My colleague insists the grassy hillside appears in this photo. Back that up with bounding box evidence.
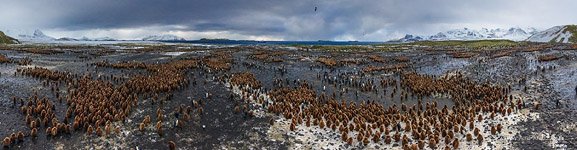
[545,25,577,43]
[566,25,577,43]
[0,31,19,44]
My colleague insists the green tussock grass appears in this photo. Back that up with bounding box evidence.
[0,31,19,44]
[565,25,577,43]
[547,25,577,43]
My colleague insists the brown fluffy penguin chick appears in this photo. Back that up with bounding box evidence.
[50,127,58,136]
[477,134,484,145]
[105,124,111,135]
[87,125,94,135]
[474,128,480,136]
[3,137,10,147]
[418,140,425,149]
[156,121,163,136]
[139,122,146,132]
[115,126,121,135]
[428,138,437,149]
[491,126,497,135]
[9,134,16,144]
[31,128,38,138]
[385,135,391,144]
[410,143,418,150]
[347,137,353,145]
[402,134,409,145]
[363,137,369,145]
[453,138,459,149]
[168,141,176,150]
[46,128,51,136]
[96,127,103,137]
[394,132,401,142]
[17,131,24,142]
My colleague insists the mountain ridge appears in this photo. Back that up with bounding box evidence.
[391,27,538,43]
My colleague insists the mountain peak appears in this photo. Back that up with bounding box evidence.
[33,29,46,37]
[17,29,56,42]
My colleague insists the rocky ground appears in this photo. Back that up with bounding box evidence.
[0,44,575,149]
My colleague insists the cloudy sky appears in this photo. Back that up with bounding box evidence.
[1,0,576,41]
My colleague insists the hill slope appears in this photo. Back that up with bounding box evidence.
[0,31,19,44]
[526,25,577,43]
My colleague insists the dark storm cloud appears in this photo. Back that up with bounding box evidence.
[1,0,577,40]
[51,0,308,31]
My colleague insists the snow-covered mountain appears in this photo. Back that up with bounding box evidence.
[56,36,117,41]
[56,37,79,41]
[142,34,186,41]
[17,29,56,42]
[395,34,424,43]
[526,25,577,43]
[392,27,538,42]
[502,28,538,40]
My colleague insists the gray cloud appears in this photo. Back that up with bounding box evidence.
[1,0,577,40]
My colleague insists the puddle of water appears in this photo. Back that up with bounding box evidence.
[163,52,188,56]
